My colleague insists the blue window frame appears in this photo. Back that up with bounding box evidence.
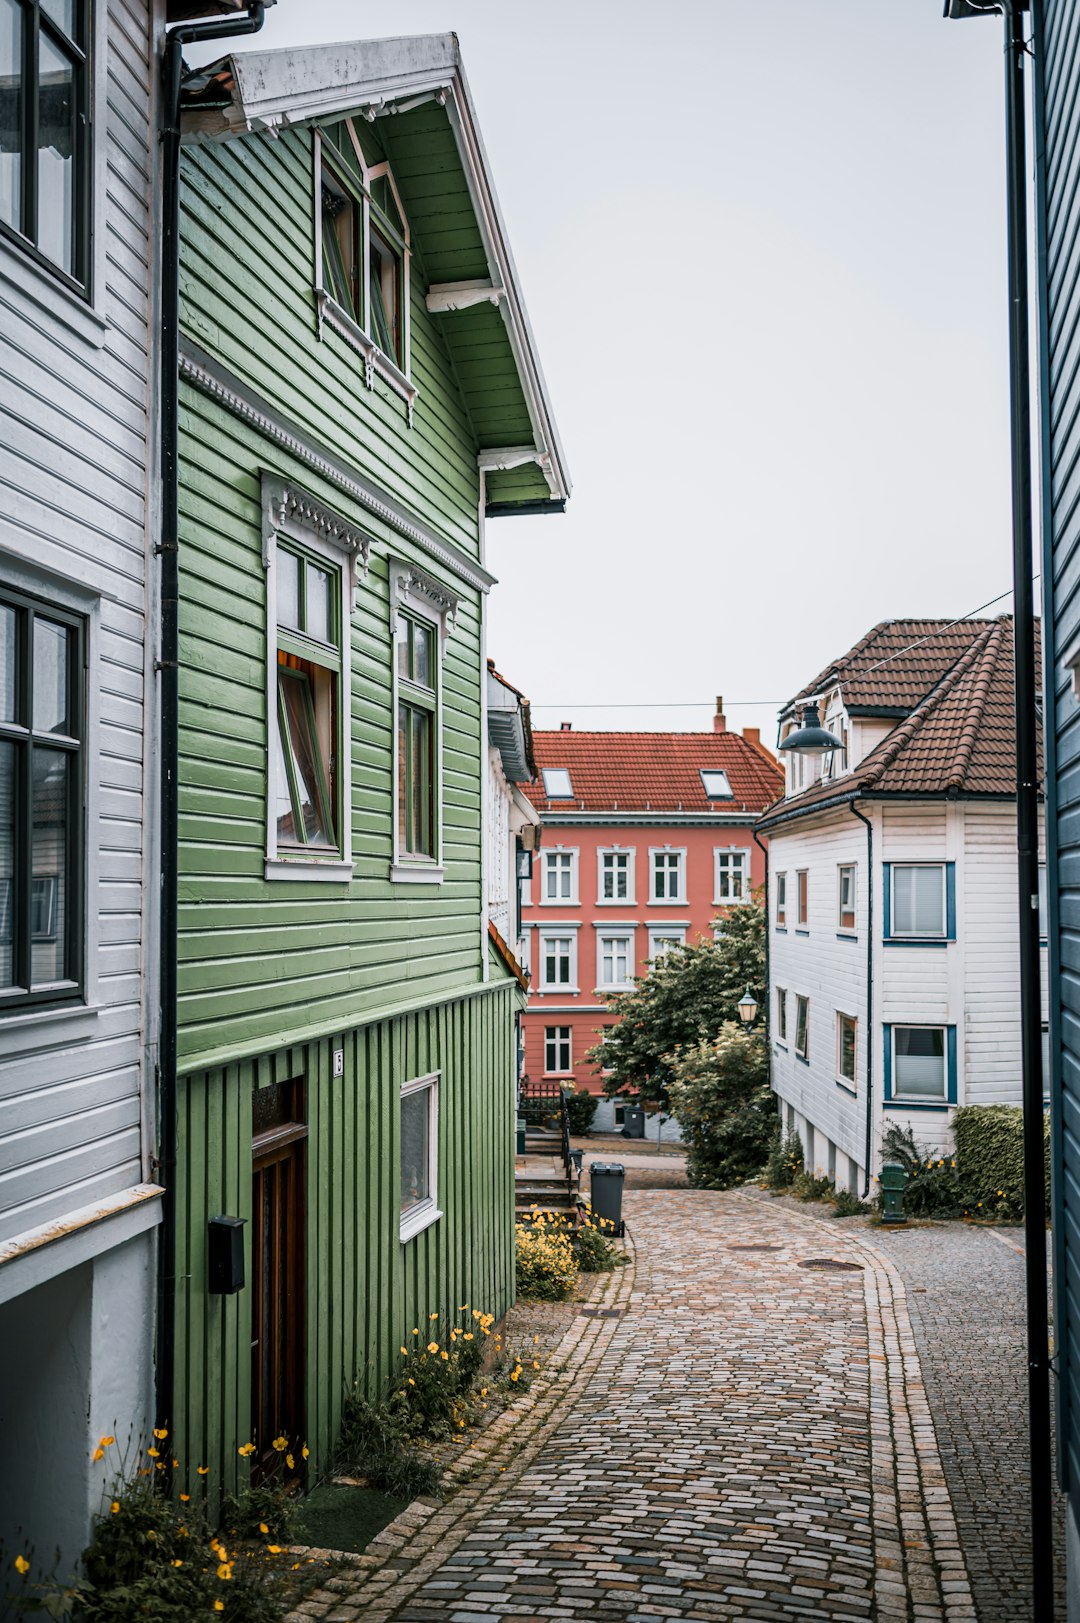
[883,1023,957,1109]
[883,862,956,945]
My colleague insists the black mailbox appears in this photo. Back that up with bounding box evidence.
[208,1215,246,1294]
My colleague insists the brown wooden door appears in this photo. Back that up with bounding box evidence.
[251,1090,306,1478]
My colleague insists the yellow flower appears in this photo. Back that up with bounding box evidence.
[480,1387,487,1397]
[92,1447,105,1463]
[533,1360,540,1369]
[217,1561,233,1580]
[153,1427,168,1440]
[463,1332,473,1341]
[99,1434,115,1448]
[111,1501,120,1515]
[15,1555,29,1575]
[237,1442,256,1457]
[286,1454,295,1470]
[458,1304,469,1311]
[407,1377,415,1386]
[510,1371,520,1382]
[427,1341,439,1354]
[147,1447,160,1459]
[172,1559,184,1568]
[215,1603,224,1613]
[412,1328,419,1336]
[268,1544,283,1554]
[197,1465,210,1476]
[440,1351,449,1361]
[259,1522,269,1535]
[272,1436,288,1452]
[301,1444,310,1460]
[400,1346,409,1355]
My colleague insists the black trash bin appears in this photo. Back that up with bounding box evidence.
[589,1162,625,1236]
[621,1106,646,1139]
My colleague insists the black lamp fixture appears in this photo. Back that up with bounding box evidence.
[737,986,759,1029]
[778,703,844,757]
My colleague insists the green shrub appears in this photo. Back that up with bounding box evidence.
[515,1213,579,1300]
[572,1210,628,1273]
[564,1091,599,1134]
[334,1390,441,1500]
[879,1123,962,1217]
[953,1103,1051,1221]
[790,1171,834,1203]
[667,1024,776,1190]
[764,1127,804,1190]
[831,1188,869,1218]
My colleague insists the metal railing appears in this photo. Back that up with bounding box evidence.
[518,1078,579,1202]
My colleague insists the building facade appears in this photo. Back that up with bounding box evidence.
[519,710,781,1131]
[168,35,568,1497]
[758,618,1041,1195]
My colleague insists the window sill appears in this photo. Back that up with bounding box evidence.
[836,932,859,942]
[884,938,950,948]
[835,1078,857,1096]
[538,898,580,907]
[713,897,748,909]
[316,288,417,418]
[884,1098,950,1111]
[400,1201,443,1244]
[775,925,788,933]
[795,1052,810,1065]
[596,984,634,995]
[265,858,354,883]
[646,899,688,908]
[795,928,810,936]
[595,898,636,907]
[538,986,580,996]
[391,863,445,885]
[774,1041,788,1051]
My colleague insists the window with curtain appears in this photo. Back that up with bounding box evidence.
[892,1026,946,1100]
[275,543,340,854]
[891,865,945,937]
[395,611,436,860]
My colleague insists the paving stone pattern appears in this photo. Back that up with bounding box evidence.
[294,1192,977,1622]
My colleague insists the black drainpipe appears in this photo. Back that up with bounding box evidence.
[849,801,873,1198]
[752,827,769,1033]
[156,0,266,1439]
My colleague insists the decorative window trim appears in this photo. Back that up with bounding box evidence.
[796,869,809,929]
[838,863,857,933]
[540,846,579,906]
[647,924,686,961]
[399,1071,441,1243]
[794,994,810,1061]
[537,928,579,993]
[648,846,687,906]
[775,870,787,928]
[390,560,459,883]
[713,846,749,906]
[543,1024,573,1076]
[883,862,956,943]
[883,1023,957,1109]
[596,845,635,905]
[595,928,636,992]
[262,475,367,881]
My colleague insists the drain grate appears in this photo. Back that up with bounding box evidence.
[581,1307,624,1318]
[799,1257,862,1272]
[728,1243,782,1252]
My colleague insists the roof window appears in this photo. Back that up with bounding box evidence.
[541,767,574,799]
[700,769,733,799]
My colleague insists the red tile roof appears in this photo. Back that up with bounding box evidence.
[522,730,783,816]
[790,618,1000,716]
[760,616,1036,827]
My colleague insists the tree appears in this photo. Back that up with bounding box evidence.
[586,901,766,1108]
[668,1023,775,1189]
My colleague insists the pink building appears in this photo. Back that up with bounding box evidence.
[519,705,782,1130]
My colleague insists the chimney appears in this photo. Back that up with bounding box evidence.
[743,726,761,748]
[560,721,572,732]
[713,696,726,733]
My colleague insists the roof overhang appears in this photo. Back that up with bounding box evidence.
[179,34,569,510]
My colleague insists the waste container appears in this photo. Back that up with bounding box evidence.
[516,1118,527,1156]
[589,1162,625,1236]
[621,1106,646,1139]
[881,1161,907,1225]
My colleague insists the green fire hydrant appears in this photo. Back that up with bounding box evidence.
[881,1161,907,1225]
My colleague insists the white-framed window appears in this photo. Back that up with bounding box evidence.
[650,847,686,904]
[597,930,635,991]
[314,121,415,410]
[519,863,532,907]
[775,871,787,927]
[794,994,809,1060]
[648,925,686,961]
[263,478,368,882]
[714,848,748,904]
[540,766,573,799]
[598,847,635,904]
[544,1025,572,1074]
[820,706,849,781]
[390,561,458,884]
[776,987,788,1043]
[542,847,578,904]
[889,1025,949,1103]
[837,1012,857,1087]
[796,869,808,927]
[838,864,856,932]
[539,931,577,991]
[400,1072,440,1242]
[889,864,947,938]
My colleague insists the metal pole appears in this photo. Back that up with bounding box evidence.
[1003,6,1055,1615]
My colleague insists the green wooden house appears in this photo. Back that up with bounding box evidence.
[169,33,568,1492]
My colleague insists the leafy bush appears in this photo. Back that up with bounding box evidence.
[953,1103,1051,1221]
[790,1171,834,1203]
[764,1127,804,1190]
[666,1023,776,1190]
[879,1123,962,1217]
[334,1390,441,1500]
[831,1188,869,1218]
[563,1091,599,1134]
[515,1212,579,1300]
[518,1096,557,1128]
[572,1210,627,1273]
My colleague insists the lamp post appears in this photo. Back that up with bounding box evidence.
[737,987,759,1029]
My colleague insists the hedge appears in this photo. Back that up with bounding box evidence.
[952,1104,1050,1221]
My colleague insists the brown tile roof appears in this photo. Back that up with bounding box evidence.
[790,617,1000,716]
[759,616,1036,828]
[522,730,783,816]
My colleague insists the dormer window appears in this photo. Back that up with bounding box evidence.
[700,769,733,800]
[541,767,573,799]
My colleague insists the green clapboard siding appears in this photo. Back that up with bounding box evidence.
[172,985,518,1500]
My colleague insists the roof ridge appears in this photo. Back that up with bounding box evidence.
[943,621,1008,792]
[860,622,999,789]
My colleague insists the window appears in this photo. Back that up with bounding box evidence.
[598,848,633,903]
[540,933,576,990]
[837,1012,857,1087]
[275,542,341,855]
[320,162,360,322]
[889,1026,950,1103]
[700,769,733,799]
[597,931,634,990]
[796,870,808,927]
[543,848,578,903]
[776,987,787,1043]
[1,0,92,291]
[775,871,787,927]
[541,767,573,799]
[651,848,685,903]
[714,848,748,904]
[888,864,950,939]
[400,1073,440,1241]
[838,864,856,932]
[648,925,685,961]
[0,587,84,1006]
[544,1026,572,1074]
[794,995,809,1060]
[396,611,437,861]
[1039,862,1048,941]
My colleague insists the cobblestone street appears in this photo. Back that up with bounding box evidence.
[293,1191,978,1622]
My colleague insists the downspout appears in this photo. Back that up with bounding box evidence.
[752,827,769,1032]
[849,801,873,1198]
[156,0,266,1438]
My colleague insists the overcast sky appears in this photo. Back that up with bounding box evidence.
[214,1,1012,742]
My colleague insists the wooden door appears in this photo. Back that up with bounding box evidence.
[251,1079,306,1477]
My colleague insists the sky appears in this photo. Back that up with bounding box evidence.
[202,1,1013,743]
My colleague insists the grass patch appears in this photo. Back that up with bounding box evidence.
[291,1482,409,1556]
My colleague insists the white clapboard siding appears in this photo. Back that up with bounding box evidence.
[0,0,157,1246]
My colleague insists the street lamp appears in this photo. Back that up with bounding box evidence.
[777,702,844,757]
[737,986,759,1029]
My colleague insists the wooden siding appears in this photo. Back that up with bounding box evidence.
[1036,0,1080,1499]
[172,984,517,1497]
[0,0,158,1245]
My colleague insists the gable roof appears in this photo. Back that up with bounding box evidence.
[521,731,783,817]
[759,616,1034,829]
[179,33,569,514]
[787,617,1000,718]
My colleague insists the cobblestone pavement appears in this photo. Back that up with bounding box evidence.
[870,1221,1065,1623]
[292,1192,975,1623]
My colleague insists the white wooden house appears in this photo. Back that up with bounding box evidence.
[485,661,539,982]
[757,617,1041,1195]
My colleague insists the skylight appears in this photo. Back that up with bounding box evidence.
[541,767,574,799]
[700,769,733,800]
